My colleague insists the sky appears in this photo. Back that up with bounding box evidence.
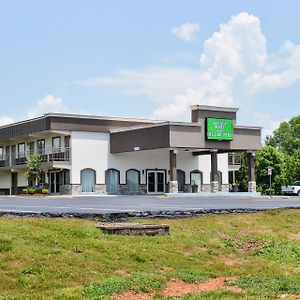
[0,0,300,139]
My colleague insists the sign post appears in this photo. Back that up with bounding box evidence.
[267,167,273,197]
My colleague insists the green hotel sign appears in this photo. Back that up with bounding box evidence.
[206,118,233,141]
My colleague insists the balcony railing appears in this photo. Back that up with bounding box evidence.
[228,153,241,166]
[0,147,71,167]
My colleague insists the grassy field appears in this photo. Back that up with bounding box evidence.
[0,209,300,299]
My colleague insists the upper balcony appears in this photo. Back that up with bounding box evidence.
[0,147,71,169]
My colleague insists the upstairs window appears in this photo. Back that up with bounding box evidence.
[52,137,61,153]
[18,143,25,158]
[37,139,45,154]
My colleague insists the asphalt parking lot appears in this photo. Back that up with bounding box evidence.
[0,195,299,214]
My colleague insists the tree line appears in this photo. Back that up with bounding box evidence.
[236,115,300,194]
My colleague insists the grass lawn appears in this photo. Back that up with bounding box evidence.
[0,209,300,299]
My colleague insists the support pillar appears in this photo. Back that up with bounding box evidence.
[210,150,219,193]
[169,149,178,193]
[247,151,256,192]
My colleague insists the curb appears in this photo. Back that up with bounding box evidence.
[0,207,299,220]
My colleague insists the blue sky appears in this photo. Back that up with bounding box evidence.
[1,0,300,138]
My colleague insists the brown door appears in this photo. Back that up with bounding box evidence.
[11,172,18,195]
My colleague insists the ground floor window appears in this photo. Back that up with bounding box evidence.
[105,169,119,194]
[81,168,96,192]
[126,169,139,193]
[190,170,203,192]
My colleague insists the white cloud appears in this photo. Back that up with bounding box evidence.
[253,112,286,142]
[0,116,14,126]
[28,95,68,118]
[171,23,200,42]
[76,12,300,131]
[77,67,203,104]
[246,43,300,92]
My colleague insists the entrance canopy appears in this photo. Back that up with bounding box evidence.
[110,106,261,154]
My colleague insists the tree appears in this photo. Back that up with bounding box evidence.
[266,115,300,155]
[235,152,248,192]
[255,146,287,194]
[285,148,300,183]
[25,154,42,187]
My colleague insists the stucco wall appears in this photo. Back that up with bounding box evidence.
[70,132,228,186]
[0,172,11,188]
[71,131,109,184]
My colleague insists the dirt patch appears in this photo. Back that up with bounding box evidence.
[113,291,154,300]
[218,233,265,253]
[183,246,208,256]
[289,232,300,240]
[236,239,265,253]
[114,269,132,277]
[221,254,246,267]
[9,259,24,268]
[161,277,242,297]
[114,277,243,299]
[280,294,300,299]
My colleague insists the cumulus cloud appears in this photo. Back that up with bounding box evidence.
[28,95,68,118]
[171,22,201,42]
[76,12,300,133]
[0,116,14,126]
[253,112,286,141]
[246,42,300,92]
[77,67,203,104]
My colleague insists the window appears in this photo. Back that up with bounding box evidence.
[81,169,96,192]
[126,169,139,194]
[190,170,203,192]
[52,137,61,152]
[18,143,25,158]
[0,147,3,160]
[105,169,119,194]
[37,139,45,154]
[28,142,35,155]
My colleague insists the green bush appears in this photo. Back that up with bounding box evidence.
[27,188,35,195]
[41,188,49,194]
[22,188,29,194]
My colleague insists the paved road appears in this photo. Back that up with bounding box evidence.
[0,195,300,214]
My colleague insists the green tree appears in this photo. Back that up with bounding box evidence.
[235,152,248,192]
[255,145,287,194]
[266,115,300,155]
[25,154,42,187]
[285,148,300,183]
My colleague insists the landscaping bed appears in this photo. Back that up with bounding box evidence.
[0,209,300,299]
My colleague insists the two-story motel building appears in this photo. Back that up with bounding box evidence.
[0,105,261,195]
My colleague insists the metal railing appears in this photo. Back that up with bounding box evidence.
[0,147,71,167]
[228,153,241,166]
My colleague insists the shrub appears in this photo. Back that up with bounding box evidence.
[27,188,35,195]
[42,188,49,194]
[22,188,29,194]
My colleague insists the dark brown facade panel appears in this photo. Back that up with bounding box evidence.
[0,118,48,140]
[110,125,170,153]
[49,116,152,133]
